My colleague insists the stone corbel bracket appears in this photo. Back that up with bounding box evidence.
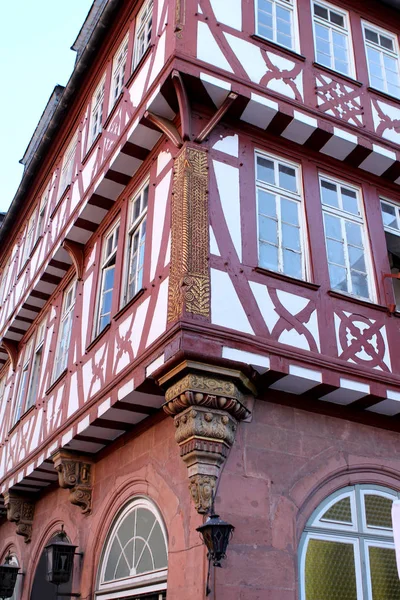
[159,362,255,513]
[52,450,93,515]
[3,492,35,543]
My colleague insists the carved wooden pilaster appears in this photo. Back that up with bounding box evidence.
[168,145,210,323]
[160,363,254,513]
[52,450,93,514]
[4,492,35,543]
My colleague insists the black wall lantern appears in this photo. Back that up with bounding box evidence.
[0,553,19,600]
[197,509,234,595]
[45,526,77,587]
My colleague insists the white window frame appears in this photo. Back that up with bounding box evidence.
[109,35,129,111]
[26,320,46,410]
[21,211,37,266]
[90,75,106,146]
[255,0,299,52]
[312,0,355,77]
[299,485,400,600]
[319,174,375,301]
[13,339,33,424]
[123,181,149,307]
[34,188,49,243]
[58,133,78,200]
[255,150,308,281]
[133,0,153,69]
[53,280,77,382]
[94,222,120,338]
[362,21,400,98]
[96,497,167,600]
[381,197,400,236]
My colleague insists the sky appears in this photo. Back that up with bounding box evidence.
[0,1,94,213]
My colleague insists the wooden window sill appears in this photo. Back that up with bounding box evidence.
[29,236,43,258]
[125,44,154,88]
[104,93,124,130]
[328,289,388,312]
[254,267,320,290]
[250,34,306,62]
[313,62,362,87]
[7,405,35,436]
[16,259,29,281]
[50,186,70,220]
[114,288,146,322]
[86,322,111,353]
[45,369,68,395]
[82,132,102,166]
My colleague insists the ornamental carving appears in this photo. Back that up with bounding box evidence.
[161,366,254,513]
[52,450,93,514]
[4,492,35,543]
[168,145,210,322]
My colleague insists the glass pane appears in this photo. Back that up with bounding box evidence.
[349,247,366,274]
[281,198,299,225]
[330,11,344,27]
[278,164,297,192]
[365,495,393,529]
[381,202,398,229]
[259,215,277,244]
[257,157,274,184]
[316,23,330,41]
[321,496,352,523]
[150,521,168,569]
[345,222,363,247]
[351,272,369,298]
[321,180,339,208]
[136,508,156,540]
[365,28,379,44]
[341,188,359,215]
[283,249,302,279]
[369,546,400,600]
[329,264,348,291]
[136,546,153,574]
[305,538,358,600]
[104,538,122,581]
[324,213,342,241]
[327,239,345,265]
[259,242,279,271]
[258,190,276,217]
[117,511,136,547]
[314,3,328,19]
[114,540,133,579]
[380,34,394,51]
[282,223,300,251]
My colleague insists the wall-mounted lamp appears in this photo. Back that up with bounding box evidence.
[0,553,19,600]
[197,508,234,595]
[45,525,82,598]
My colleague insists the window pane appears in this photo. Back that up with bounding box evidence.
[380,34,394,51]
[314,3,328,19]
[330,11,344,27]
[321,496,352,523]
[282,223,300,251]
[348,246,366,272]
[278,164,297,192]
[283,249,301,278]
[321,180,339,208]
[305,538,358,600]
[351,271,369,298]
[259,242,279,271]
[258,190,276,217]
[381,202,398,229]
[104,538,122,581]
[327,239,345,265]
[345,222,363,247]
[281,198,299,225]
[365,495,393,529]
[329,264,348,291]
[369,546,400,600]
[259,216,278,244]
[365,28,379,44]
[324,213,342,241]
[257,157,274,184]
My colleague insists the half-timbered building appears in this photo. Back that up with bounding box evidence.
[2,0,400,597]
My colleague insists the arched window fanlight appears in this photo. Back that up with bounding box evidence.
[96,497,167,599]
[299,484,400,599]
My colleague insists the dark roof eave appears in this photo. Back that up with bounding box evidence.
[0,0,123,252]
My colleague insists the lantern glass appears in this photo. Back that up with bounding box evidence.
[45,531,77,586]
[197,514,234,567]
[0,555,19,599]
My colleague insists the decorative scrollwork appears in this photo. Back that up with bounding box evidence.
[52,450,93,514]
[4,492,35,543]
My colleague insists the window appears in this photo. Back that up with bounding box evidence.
[90,76,106,145]
[95,223,120,337]
[26,321,46,409]
[96,497,167,599]
[380,199,400,310]
[256,0,295,50]
[300,485,400,599]
[256,152,306,280]
[53,281,76,381]
[312,1,353,76]
[133,0,153,69]
[35,189,49,243]
[363,23,400,98]
[13,339,33,424]
[58,133,78,200]
[124,182,148,305]
[22,211,37,265]
[319,176,373,299]
[110,35,129,109]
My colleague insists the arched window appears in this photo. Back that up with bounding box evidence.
[96,497,168,599]
[299,485,400,599]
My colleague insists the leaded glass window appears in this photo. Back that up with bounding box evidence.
[300,485,400,600]
[96,498,168,599]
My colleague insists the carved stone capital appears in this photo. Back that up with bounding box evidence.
[52,450,93,514]
[161,365,254,513]
[4,492,35,543]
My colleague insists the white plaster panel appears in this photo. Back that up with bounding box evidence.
[211,269,254,334]
[150,169,172,281]
[210,226,221,256]
[210,0,242,29]
[157,0,167,30]
[303,310,320,352]
[249,281,279,332]
[146,354,165,376]
[164,232,171,266]
[212,133,239,157]
[148,31,166,89]
[276,289,309,314]
[157,150,172,176]
[222,347,270,369]
[131,296,151,357]
[213,160,242,261]
[82,272,94,351]
[129,56,152,109]
[278,329,310,350]
[68,372,79,418]
[224,33,267,82]
[197,21,234,73]
[267,78,296,99]
[146,277,169,347]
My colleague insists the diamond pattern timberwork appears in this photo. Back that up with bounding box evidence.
[4,492,35,543]
[52,450,93,514]
[167,145,210,322]
[160,362,254,513]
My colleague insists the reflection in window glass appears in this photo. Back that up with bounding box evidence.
[313,2,352,75]
[256,0,295,50]
[363,23,400,98]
